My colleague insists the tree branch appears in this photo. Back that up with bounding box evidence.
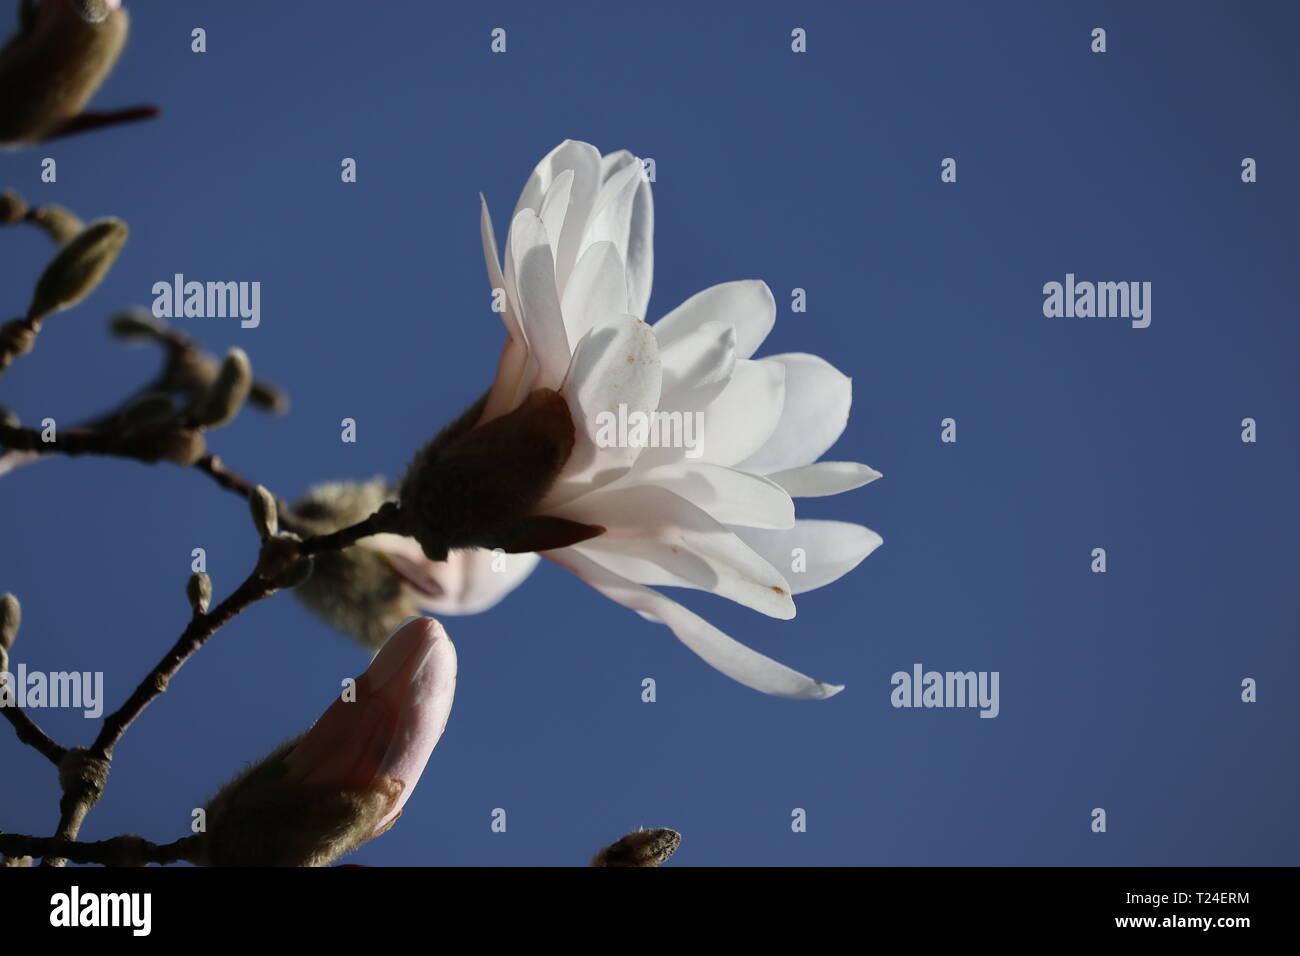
[0,831,200,867]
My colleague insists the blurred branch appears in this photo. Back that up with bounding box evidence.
[0,831,199,867]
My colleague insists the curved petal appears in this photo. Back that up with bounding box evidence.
[611,461,795,529]
[599,150,653,319]
[738,353,852,474]
[508,209,573,389]
[656,318,736,413]
[537,168,575,262]
[766,461,882,498]
[363,535,540,615]
[545,314,662,502]
[560,240,628,348]
[548,549,842,700]
[551,485,795,618]
[692,358,785,466]
[513,140,603,300]
[653,280,775,360]
[730,521,882,595]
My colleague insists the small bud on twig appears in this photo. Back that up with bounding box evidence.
[0,320,37,358]
[72,0,111,24]
[0,593,20,653]
[26,218,129,320]
[197,618,456,867]
[29,206,85,246]
[186,573,212,616]
[249,485,279,539]
[0,190,27,224]
[591,827,681,867]
[248,380,290,414]
[108,308,168,343]
[190,348,252,428]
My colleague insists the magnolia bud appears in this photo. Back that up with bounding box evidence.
[139,427,206,466]
[399,388,599,560]
[108,307,168,343]
[198,617,457,867]
[72,0,112,24]
[0,0,131,145]
[118,393,176,431]
[249,485,278,539]
[0,593,20,653]
[190,348,251,428]
[0,320,37,358]
[186,573,212,616]
[27,218,129,320]
[248,380,289,414]
[28,205,85,246]
[591,828,681,867]
[291,480,417,648]
[0,190,27,224]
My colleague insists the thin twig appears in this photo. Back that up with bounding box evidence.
[0,707,66,766]
[1,831,200,867]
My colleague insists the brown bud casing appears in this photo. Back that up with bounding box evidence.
[399,388,601,560]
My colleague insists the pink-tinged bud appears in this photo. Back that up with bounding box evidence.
[282,617,456,834]
[198,617,456,867]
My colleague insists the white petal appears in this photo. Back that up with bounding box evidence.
[581,161,650,317]
[560,241,628,349]
[513,141,604,300]
[653,280,775,360]
[656,318,737,414]
[738,353,852,474]
[599,150,654,318]
[545,315,661,500]
[730,521,882,594]
[363,536,540,615]
[691,358,785,466]
[767,461,882,498]
[551,485,795,618]
[538,168,575,263]
[479,194,522,343]
[612,461,795,529]
[548,549,842,700]
[508,209,573,389]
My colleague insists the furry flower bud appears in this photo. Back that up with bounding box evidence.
[0,593,20,654]
[591,827,682,867]
[186,572,211,616]
[197,617,456,867]
[0,190,27,224]
[26,218,128,320]
[249,485,278,539]
[190,348,252,428]
[108,307,167,343]
[29,205,84,246]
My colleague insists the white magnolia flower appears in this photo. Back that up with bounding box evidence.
[473,140,882,699]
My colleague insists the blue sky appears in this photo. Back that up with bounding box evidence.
[1,0,1297,865]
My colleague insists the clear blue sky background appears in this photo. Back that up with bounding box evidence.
[2,0,1297,866]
